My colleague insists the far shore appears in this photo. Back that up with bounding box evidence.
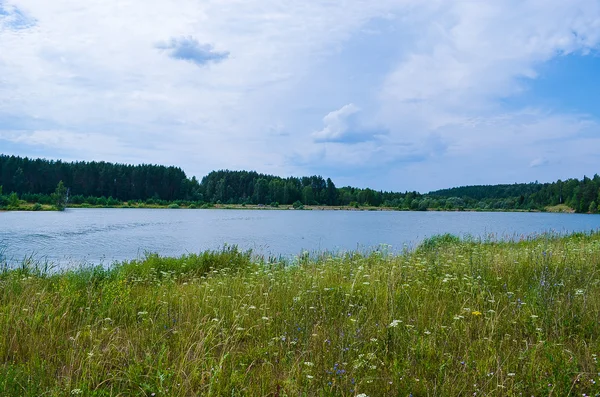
[1,202,581,214]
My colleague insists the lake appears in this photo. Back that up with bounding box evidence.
[1,208,600,267]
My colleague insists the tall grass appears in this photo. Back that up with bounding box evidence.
[1,235,600,396]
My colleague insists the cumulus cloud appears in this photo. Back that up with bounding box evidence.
[312,104,387,143]
[155,36,229,66]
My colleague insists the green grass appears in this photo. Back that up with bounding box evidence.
[545,204,576,213]
[1,201,56,211]
[2,234,600,396]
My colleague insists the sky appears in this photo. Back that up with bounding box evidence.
[1,0,599,192]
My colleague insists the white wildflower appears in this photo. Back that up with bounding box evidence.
[389,319,402,328]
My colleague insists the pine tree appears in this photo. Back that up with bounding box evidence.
[52,181,68,211]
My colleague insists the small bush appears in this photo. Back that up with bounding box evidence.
[8,192,19,208]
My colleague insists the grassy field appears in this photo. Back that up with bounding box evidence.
[1,233,600,396]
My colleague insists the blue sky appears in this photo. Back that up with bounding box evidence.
[1,1,599,192]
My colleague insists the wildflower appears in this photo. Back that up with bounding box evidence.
[507,373,515,377]
[389,319,402,327]
[471,311,482,316]
[306,375,314,379]
[304,362,314,367]
[71,390,83,395]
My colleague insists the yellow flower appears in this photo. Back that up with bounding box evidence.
[471,311,482,316]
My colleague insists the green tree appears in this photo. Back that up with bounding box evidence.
[52,181,68,211]
[253,178,269,204]
[302,186,314,205]
[326,178,338,206]
[8,192,19,208]
[590,201,598,214]
[418,199,429,211]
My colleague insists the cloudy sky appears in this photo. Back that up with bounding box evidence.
[1,0,599,192]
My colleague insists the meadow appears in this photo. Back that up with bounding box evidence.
[1,233,600,396]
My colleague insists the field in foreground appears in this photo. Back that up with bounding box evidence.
[1,234,600,396]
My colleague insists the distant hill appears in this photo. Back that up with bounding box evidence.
[428,182,548,200]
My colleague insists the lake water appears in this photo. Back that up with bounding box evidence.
[1,208,600,267]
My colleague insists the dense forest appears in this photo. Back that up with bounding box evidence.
[0,154,599,213]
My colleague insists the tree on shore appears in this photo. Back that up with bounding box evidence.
[8,192,19,208]
[52,181,68,211]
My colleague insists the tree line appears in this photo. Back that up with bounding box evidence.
[428,176,600,213]
[0,154,195,201]
[1,154,599,213]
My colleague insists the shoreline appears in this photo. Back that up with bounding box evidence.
[0,203,580,214]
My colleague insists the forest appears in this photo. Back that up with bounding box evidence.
[0,154,599,213]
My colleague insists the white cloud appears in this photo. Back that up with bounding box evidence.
[0,0,599,191]
[311,104,387,143]
[313,104,360,142]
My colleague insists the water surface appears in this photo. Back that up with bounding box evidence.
[1,209,599,267]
